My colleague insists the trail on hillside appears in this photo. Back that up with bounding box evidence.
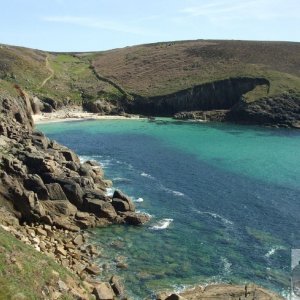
[39,55,54,89]
[90,63,133,100]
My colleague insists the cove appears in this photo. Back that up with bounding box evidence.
[38,119,300,299]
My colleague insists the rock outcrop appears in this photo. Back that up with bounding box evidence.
[0,93,149,230]
[228,92,300,128]
[174,110,228,122]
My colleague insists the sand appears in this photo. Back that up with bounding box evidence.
[32,107,142,124]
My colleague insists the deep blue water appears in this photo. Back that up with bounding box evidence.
[38,119,300,299]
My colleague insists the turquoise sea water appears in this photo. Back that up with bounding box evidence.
[38,119,300,299]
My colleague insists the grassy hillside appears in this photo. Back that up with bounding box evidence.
[0,227,88,300]
[0,45,123,106]
[0,40,299,108]
[91,40,300,99]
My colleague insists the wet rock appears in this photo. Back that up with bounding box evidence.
[121,212,150,225]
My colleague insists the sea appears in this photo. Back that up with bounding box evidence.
[38,118,300,299]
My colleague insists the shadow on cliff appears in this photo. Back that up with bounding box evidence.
[125,77,270,116]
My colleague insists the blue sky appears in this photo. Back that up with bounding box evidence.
[1,0,299,51]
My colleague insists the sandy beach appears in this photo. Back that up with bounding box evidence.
[32,106,142,124]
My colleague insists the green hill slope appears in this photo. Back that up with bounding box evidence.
[91,40,300,98]
[0,40,299,126]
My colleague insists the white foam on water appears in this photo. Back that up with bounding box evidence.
[220,257,232,275]
[265,246,285,258]
[79,155,92,163]
[161,186,185,197]
[133,197,144,203]
[113,177,132,183]
[172,190,185,197]
[79,155,113,169]
[149,218,173,230]
[99,159,112,168]
[105,188,114,197]
[140,172,155,180]
[194,209,233,226]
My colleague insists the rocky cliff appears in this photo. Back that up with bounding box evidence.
[0,91,149,230]
[228,92,300,128]
[127,77,270,115]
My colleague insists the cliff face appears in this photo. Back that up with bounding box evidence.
[127,77,270,116]
[228,93,300,128]
[0,90,33,137]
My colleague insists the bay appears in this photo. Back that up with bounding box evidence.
[38,119,300,299]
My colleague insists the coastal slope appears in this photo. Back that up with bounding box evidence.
[0,40,300,126]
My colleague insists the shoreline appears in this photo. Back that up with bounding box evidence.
[32,107,142,124]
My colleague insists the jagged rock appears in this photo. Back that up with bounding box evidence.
[109,275,124,296]
[24,174,49,200]
[52,216,80,232]
[75,211,92,220]
[14,190,46,221]
[31,96,44,114]
[112,190,135,211]
[60,150,80,163]
[74,176,94,189]
[45,183,68,200]
[23,152,45,172]
[55,245,67,256]
[78,165,94,177]
[73,261,86,274]
[84,199,117,220]
[83,189,108,202]
[112,198,131,212]
[73,234,84,246]
[31,132,49,149]
[93,282,115,300]
[42,200,78,217]
[85,264,101,275]
[62,182,84,208]
[35,227,47,236]
[64,161,79,171]
[121,212,150,225]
